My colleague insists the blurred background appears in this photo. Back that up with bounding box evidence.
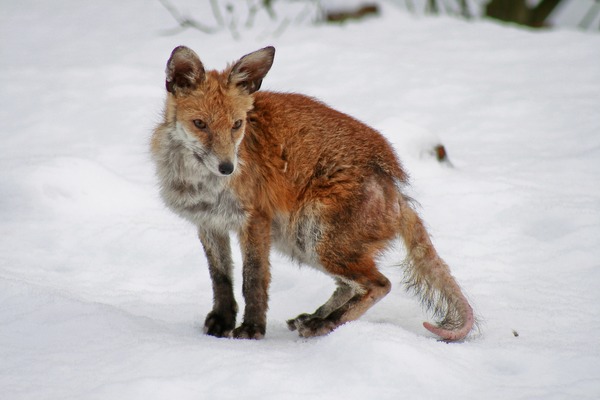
[156,0,600,38]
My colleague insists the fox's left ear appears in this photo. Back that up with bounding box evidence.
[228,46,275,94]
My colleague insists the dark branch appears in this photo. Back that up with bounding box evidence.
[158,0,219,34]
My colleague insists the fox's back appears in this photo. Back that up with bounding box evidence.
[244,92,407,188]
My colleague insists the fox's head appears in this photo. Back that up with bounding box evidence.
[164,46,275,177]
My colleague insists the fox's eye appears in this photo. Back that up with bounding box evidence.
[232,119,243,130]
[193,119,207,130]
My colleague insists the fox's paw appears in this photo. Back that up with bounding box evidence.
[204,310,236,338]
[286,313,311,331]
[287,314,337,338]
[232,323,265,340]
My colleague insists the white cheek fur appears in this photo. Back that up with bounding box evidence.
[174,122,200,147]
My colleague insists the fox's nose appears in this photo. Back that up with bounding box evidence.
[218,161,234,176]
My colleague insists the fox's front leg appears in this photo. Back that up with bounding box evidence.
[199,229,238,338]
[233,215,272,339]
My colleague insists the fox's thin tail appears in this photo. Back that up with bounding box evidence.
[397,197,474,341]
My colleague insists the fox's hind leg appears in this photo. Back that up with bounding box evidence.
[287,278,355,332]
[287,257,391,337]
[287,174,398,337]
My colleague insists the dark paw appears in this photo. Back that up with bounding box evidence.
[286,313,311,331]
[288,314,337,338]
[204,310,236,338]
[232,323,265,340]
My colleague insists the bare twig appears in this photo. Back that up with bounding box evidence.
[579,0,600,30]
[210,0,225,27]
[426,0,439,14]
[225,4,241,40]
[457,0,471,19]
[272,17,291,37]
[245,0,260,29]
[158,0,218,34]
[263,0,277,20]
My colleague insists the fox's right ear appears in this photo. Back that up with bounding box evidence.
[165,46,205,95]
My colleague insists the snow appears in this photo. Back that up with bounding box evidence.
[1,1,599,399]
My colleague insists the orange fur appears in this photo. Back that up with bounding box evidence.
[151,46,474,341]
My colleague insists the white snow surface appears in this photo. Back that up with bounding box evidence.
[1,1,599,399]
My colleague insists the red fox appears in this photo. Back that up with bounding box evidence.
[151,46,474,341]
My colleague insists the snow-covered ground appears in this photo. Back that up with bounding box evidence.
[1,1,599,399]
